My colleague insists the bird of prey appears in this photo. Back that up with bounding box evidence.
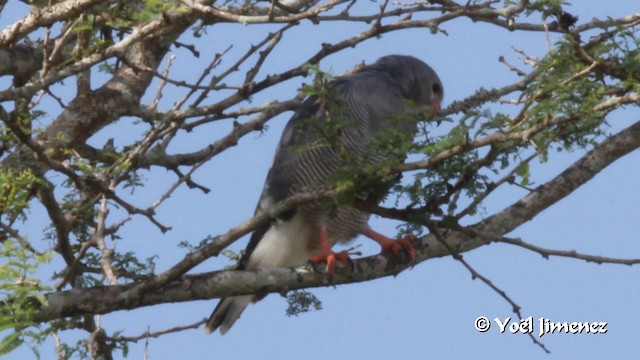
[205,55,443,335]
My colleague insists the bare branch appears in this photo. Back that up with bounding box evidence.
[182,0,346,24]
[149,55,177,111]
[464,228,640,266]
[94,196,118,285]
[0,0,105,47]
[105,319,206,342]
[428,225,550,354]
[138,97,303,168]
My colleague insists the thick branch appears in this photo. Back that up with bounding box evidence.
[27,119,640,323]
[0,43,44,86]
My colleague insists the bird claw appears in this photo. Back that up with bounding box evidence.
[363,229,417,263]
[385,235,417,261]
[310,251,352,275]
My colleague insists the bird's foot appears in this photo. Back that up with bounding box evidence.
[311,226,353,274]
[385,235,418,259]
[363,229,417,261]
[310,250,352,275]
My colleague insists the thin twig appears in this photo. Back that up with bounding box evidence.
[461,227,640,266]
[106,319,206,342]
[94,196,118,285]
[498,55,527,76]
[455,153,538,219]
[427,226,551,354]
[175,45,232,110]
[150,54,176,111]
[0,222,43,256]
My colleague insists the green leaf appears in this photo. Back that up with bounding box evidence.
[0,331,23,356]
[515,161,531,187]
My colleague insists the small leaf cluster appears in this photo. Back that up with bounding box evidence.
[0,169,41,221]
[285,290,322,317]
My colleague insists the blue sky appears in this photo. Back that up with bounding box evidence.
[2,1,639,359]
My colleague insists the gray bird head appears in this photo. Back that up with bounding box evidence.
[366,55,443,116]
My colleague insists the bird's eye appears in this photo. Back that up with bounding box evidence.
[432,83,442,96]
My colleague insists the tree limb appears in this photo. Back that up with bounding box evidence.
[25,119,640,323]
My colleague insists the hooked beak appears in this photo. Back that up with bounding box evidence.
[431,101,441,117]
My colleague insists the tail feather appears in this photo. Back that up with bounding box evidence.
[205,295,253,335]
[205,212,315,334]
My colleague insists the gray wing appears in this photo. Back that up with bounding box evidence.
[240,73,414,267]
[237,94,324,270]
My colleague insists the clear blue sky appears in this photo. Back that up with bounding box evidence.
[3,1,639,359]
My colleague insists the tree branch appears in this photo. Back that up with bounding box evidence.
[0,0,105,47]
[25,119,640,323]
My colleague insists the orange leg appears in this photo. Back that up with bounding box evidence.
[309,227,351,274]
[362,229,417,259]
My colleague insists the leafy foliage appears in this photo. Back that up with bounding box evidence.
[0,240,53,357]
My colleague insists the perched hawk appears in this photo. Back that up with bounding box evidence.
[206,55,443,334]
